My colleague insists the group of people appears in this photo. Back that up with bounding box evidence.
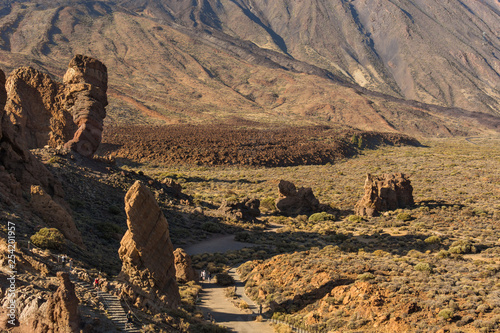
[200,269,211,282]
[58,254,73,271]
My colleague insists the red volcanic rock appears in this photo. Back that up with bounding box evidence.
[354,173,414,217]
[118,181,180,311]
[275,180,320,215]
[30,272,80,333]
[173,248,197,283]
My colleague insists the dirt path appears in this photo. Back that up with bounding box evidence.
[185,234,275,333]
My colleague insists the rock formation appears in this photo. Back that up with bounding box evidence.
[3,54,107,157]
[29,272,80,333]
[275,180,320,215]
[354,173,414,217]
[63,55,108,157]
[218,197,260,221]
[173,248,197,283]
[118,181,180,311]
[0,68,83,246]
[30,185,84,247]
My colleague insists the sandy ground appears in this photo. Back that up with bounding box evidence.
[185,235,275,333]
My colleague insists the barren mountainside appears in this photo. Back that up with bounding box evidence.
[0,0,499,136]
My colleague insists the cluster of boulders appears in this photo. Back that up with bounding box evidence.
[218,197,261,221]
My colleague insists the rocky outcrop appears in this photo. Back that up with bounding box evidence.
[218,197,260,221]
[173,248,196,283]
[3,55,107,157]
[275,180,320,215]
[29,272,80,333]
[0,67,83,246]
[118,181,180,311]
[63,55,108,157]
[30,185,84,248]
[354,173,414,217]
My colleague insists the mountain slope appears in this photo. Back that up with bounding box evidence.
[140,0,500,116]
[0,0,498,137]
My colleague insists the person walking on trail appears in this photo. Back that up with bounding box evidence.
[259,303,263,315]
[207,271,211,282]
[126,310,133,329]
[94,278,100,290]
[201,270,206,281]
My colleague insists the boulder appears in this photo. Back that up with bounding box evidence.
[30,185,84,248]
[354,173,414,217]
[118,181,180,311]
[275,180,320,215]
[218,197,260,221]
[173,248,197,283]
[30,272,80,333]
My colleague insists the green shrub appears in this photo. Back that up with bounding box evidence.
[108,205,122,215]
[414,262,433,273]
[356,273,375,281]
[309,212,336,223]
[260,197,276,212]
[424,235,441,244]
[438,308,454,320]
[201,222,222,233]
[449,240,476,254]
[216,272,234,286]
[347,215,363,223]
[30,228,65,250]
[396,213,413,221]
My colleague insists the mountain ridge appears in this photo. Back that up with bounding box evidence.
[0,0,499,137]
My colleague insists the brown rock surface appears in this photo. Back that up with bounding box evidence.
[4,67,74,149]
[30,185,84,248]
[118,181,180,311]
[173,248,197,283]
[63,55,108,157]
[29,272,80,333]
[354,173,414,217]
[3,55,107,157]
[218,197,260,221]
[0,67,83,246]
[275,180,320,215]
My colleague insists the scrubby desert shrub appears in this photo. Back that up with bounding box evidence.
[216,272,234,286]
[396,213,413,221]
[438,308,454,320]
[30,228,65,250]
[309,212,336,222]
[238,300,249,309]
[415,262,433,273]
[201,222,222,233]
[347,215,363,223]
[260,197,276,212]
[449,240,476,254]
[357,273,375,281]
[425,235,441,244]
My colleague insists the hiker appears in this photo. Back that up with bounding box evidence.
[126,310,133,329]
[207,312,214,323]
[207,271,211,282]
[259,304,263,315]
[201,270,206,281]
[94,277,100,290]
[68,259,73,271]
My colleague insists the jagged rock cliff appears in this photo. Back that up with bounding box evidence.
[118,181,180,311]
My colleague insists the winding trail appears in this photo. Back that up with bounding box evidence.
[185,234,274,333]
